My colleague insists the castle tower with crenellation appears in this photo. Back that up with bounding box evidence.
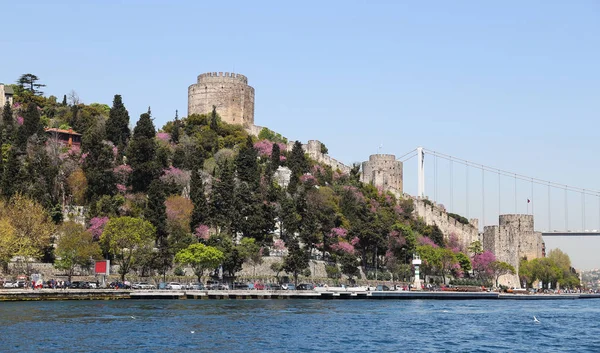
[188,72,255,127]
[483,214,545,288]
[361,154,403,195]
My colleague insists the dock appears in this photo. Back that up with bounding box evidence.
[1,289,599,301]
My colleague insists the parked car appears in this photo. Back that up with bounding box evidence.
[265,283,282,290]
[3,281,17,288]
[208,283,229,290]
[282,283,296,290]
[376,285,390,291]
[297,283,315,290]
[16,281,26,288]
[253,282,265,290]
[186,283,205,290]
[165,282,183,290]
[232,282,249,290]
[70,281,91,289]
[133,282,155,290]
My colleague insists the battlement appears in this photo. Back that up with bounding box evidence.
[197,72,248,84]
[368,154,397,162]
[499,214,534,231]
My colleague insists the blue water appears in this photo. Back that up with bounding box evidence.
[1,299,599,352]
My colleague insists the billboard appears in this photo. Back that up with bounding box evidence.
[95,260,110,275]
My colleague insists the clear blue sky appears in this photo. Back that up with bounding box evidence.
[2,1,599,269]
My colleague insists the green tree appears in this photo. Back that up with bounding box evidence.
[100,216,156,281]
[189,169,209,233]
[210,106,219,132]
[16,102,45,150]
[127,111,157,193]
[490,261,516,288]
[1,147,22,199]
[283,238,309,285]
[17,74,46,96]
[62,94,67,106]
[145,179,167,242]
[287,140,308,177]
[455,252,472,274]
[235,136,260,188]
[270,142,281,169]
[1,101,14,145]
[171,110,180,144]
[54,222,102,282]
[210,161,235,234]
[175,243,224,282]
[106,95,131,151]
[468,240,483,255]
[0,195,55,274]
[339,253,360,282]
[239,237,263,278]
[82,124,116,202]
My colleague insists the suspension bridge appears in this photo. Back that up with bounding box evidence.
[398,147,600,237]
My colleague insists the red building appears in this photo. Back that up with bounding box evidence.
[45,128,82,148]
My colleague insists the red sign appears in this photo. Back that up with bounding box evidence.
[95,260,109,275]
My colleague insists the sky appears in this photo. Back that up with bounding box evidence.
[2,1,599,268]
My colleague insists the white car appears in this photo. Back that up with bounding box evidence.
[165,282,183,290]
[3,281,17,288]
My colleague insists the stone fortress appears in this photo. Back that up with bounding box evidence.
[188,72,255,128]
[361,154,403,196]
[188,72,545,287]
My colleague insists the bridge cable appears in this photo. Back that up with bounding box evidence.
[482,168,485,227]
[397,148,417,161]
[498,172,501,217]
[422,148,600,197]
[450,158,454,212]
[565,188,568,231]
[548,185,551,231]
[514,174,517,214]
[531,178,534,217]
[466,165,469,219]
[582,191,585,231]
[434,155,438,203]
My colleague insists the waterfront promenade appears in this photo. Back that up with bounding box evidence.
[2,288,599,301]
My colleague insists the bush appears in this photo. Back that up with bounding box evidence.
[325,265,341,279]
[448,213,469,225]
[450,278,492,287]
[173,267,185,276]
[366,271,391,281]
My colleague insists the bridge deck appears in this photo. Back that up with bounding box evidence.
[542,232,600,236]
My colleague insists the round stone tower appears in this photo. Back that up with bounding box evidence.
[361,154,403,194]
[188,72,255,127]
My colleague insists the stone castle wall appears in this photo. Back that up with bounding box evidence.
[483,214,544,288]
[413,198,480,251]
[301,140,352,174]
[188,72,255,127]
[361,154,403,195]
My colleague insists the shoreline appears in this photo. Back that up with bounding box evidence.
[1,289,599,302]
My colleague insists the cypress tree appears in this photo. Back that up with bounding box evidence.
[62,94,67,106]
[146,179,167,242]
[210,161,235,234]
[189,169,209,232]
[235,136,259,188]
[270,142,281,168]
[210,106,218,132]
[127,111,157,193]
[288,141,308,176]
[82,124,116,201]
[16,102,44,150]
[106,95,131,148]
[1,101,14,145]
[1,147,21,198]
[171,110,180,144]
